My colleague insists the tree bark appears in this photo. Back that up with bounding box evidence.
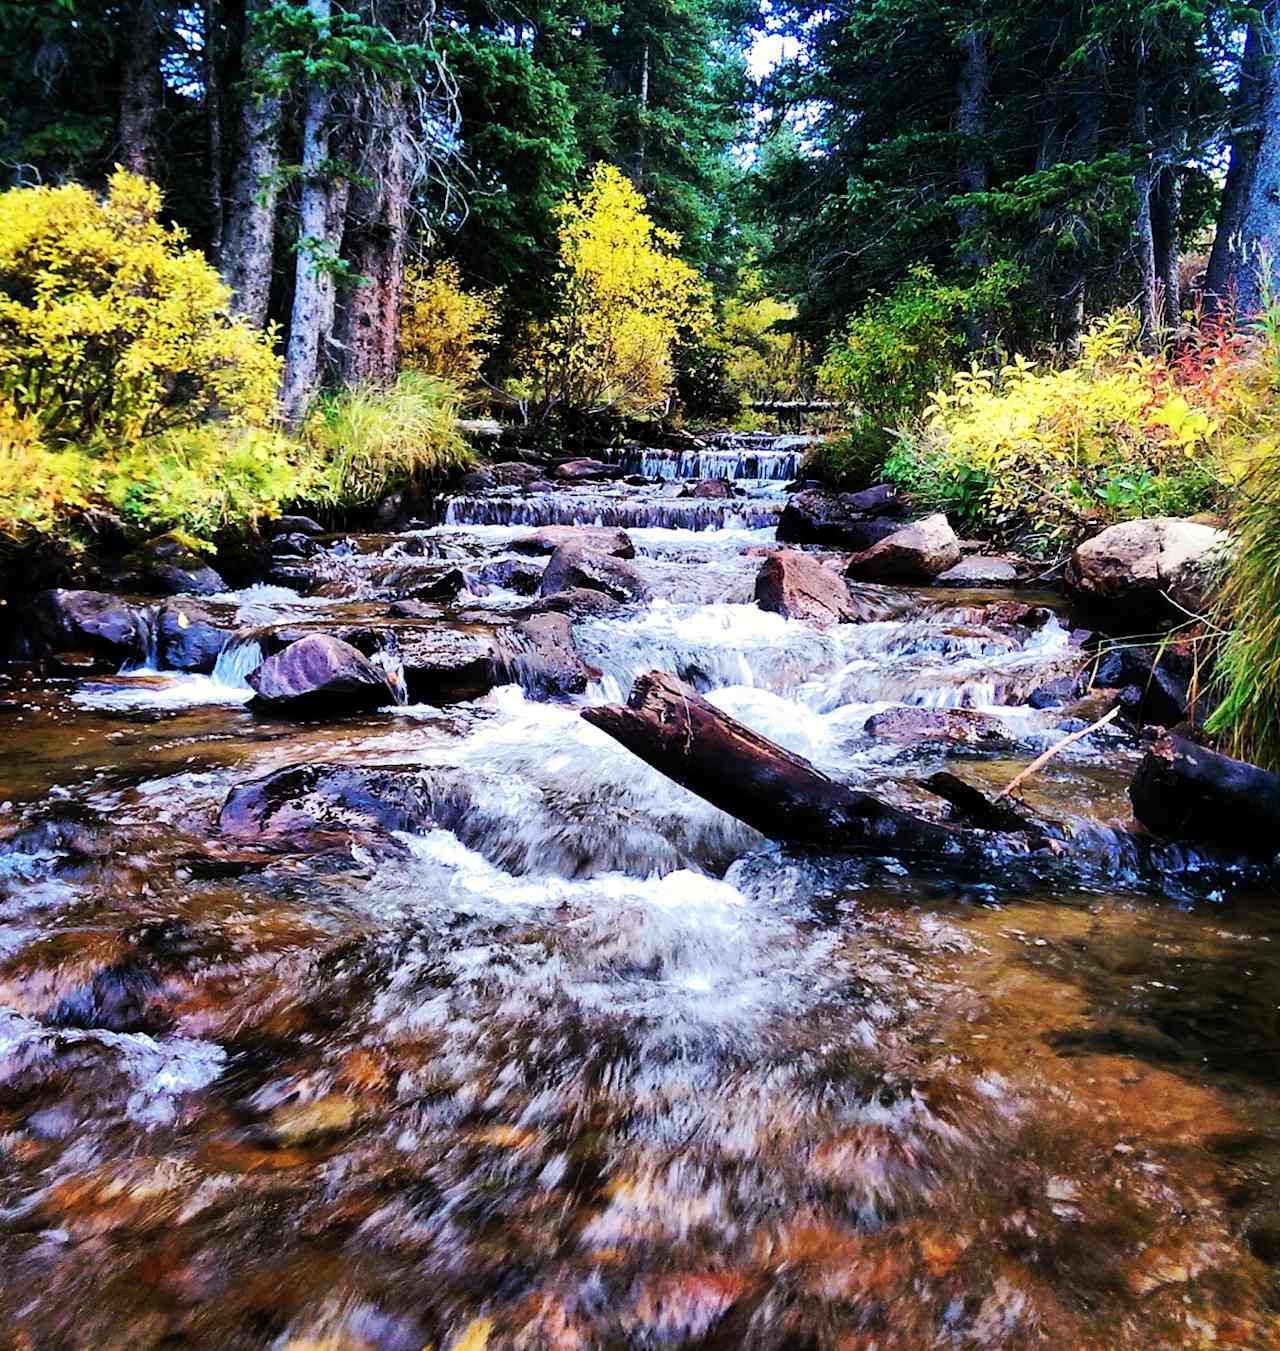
[1131,67,1161,348]
[204,0,225,259]
[1230,0,1280,318]
[119,0,163,178]
[633,40,650,188]
[582,671,999,858]
[1152,159,1182,331]
[221,0,282,327]
[1204,17,1268,310]
[336,1,412,387]
[282,0,344,424]
[955,22,989,347]
[1057,48,1104,348]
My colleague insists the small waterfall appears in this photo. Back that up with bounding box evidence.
[618,447,803,481]
[439,494,783,532]
[119,605,160,673]
[211,633,265,689]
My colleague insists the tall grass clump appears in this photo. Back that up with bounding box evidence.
[303,372,471,508]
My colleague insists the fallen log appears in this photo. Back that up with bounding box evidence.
[582,671,1001,858]
[1130,733,1280,856]
[919,771,1051,842]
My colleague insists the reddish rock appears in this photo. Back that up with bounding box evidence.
[512,526,635,559]
[540,544,652,603]
[754,550,861,626]
[552,457,617,482]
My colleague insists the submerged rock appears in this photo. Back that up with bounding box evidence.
[246,633,398,715]
[845,513,962,583]
[467,556,546,595]
[540,544,652,603]
[156,599,233,673]
[863,705,1008,745]
[1064,517,1227,628]
[754,549,862,627]
[29,589,150,667]
[512,525,635,559]
[220,761,435,852]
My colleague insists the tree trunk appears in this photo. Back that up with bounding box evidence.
[1204,17,1268,310]
[633,40,650,188]
[221,0,282,327]
[281,0,344,425]
[204,0,225,259]
[119,0,163,178]
[1230,0,1280,319]
[1152,160,1182,331]
[955,22,989,347]
[336,2,412,388]
[1131,68,1161,348]
[1057,48,1104,348]
[582,671,1004,859]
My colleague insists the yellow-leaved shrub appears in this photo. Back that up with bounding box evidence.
[400,260,502,387]
[518,164,710,417]
[886,312,1225,545]
[0,169,280,442]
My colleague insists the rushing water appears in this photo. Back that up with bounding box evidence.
[2,464,1280,1348]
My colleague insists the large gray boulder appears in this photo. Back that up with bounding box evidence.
[1064,518,1227,627]
[246,633,398,715]
[844,513,962,583]
[492,613,591,697]
[754,550,862,627]
[512,526,635,559]
[540,544,652,603]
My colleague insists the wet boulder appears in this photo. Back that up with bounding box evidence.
[935,556,1021,586]
[156,599,233,673]
[845,513,962,583]
[114,532,226,596]
[489,460,549,488]
[467,556,546,596]
[777,489,906,550]
[391,626,499,703]
[681,479,734,499]
[1027,676,1080,709]
[512,525,635,559]
[220,762,436,852]
[1090,641,1196,727]
[1064,518,1228,628]
[540,544,652,604]
[844,483,907,516]
[1130,734,1280,857]
[553,457,617,482]
[29,589,150,667]
[863,705,1009,746]
[267,514,325,536]
[382,564,468,602]
[521,588,625,620]
[493,612,590,697]
[269,531,318,559]
[754,550,862,627]
[246,633,398,715]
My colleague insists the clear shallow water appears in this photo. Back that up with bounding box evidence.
[2,492,1280,1348]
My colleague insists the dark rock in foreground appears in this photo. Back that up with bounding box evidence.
[114,532,226,596]
[220,762,435,853]
[777,488,905,549]
[157,599,233,673]
[246,633,398,715]
[493,613,591,697]
[1131,734,1280,856]
[30,589,149,667]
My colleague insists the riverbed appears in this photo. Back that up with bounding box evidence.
[2,443,1279,1347]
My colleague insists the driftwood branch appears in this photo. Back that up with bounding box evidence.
[582,671,1028,858]
[995,706,1120,801]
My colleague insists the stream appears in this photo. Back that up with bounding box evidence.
[3,438,1280,1347]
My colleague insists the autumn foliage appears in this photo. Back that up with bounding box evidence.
[400,260,502,388]
[0,170,280,443]
[518,164,709,417]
